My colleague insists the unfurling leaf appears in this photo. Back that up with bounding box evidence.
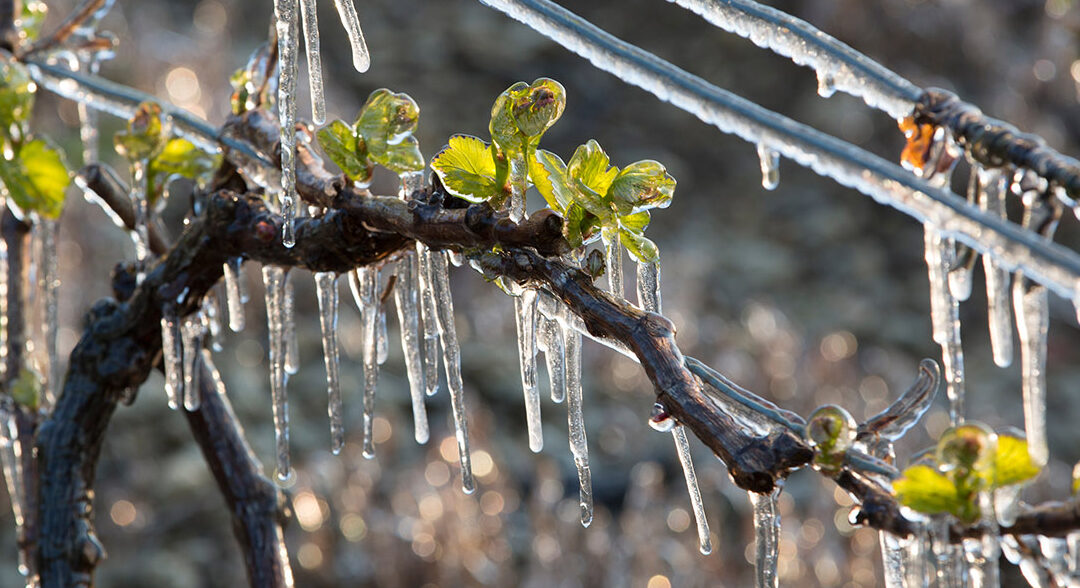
[430,135,499,202]
[0,137,71,220]
[0,59,35,139]
[317,120,371,183]
[532,149,571,212]
[114,102,169,162]
[509,78,566,138]
[894,464,968,520]
[619,228,658,264]
[148,138,221,203]
[567,140,617,203]
[609,160,675,213]
[355,89,421,159]
[992,434,1040,488]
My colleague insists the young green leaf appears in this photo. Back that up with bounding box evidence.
[567,140,618,199]
[532,149,572,212]
[509,78,566,138]
[430,135,499,202]
[317,119,372,183]
[11,367,41,411]
[489,81,530,149]
[894,464,966,519]
[618,210,651,233]
[355,89,420,158]
[609,160,676,213]
[0,59,35,140]
[114,102,169,162]
[0,137,71,220]
[619,228,658,263]
[370,135,424,174]
[992,434,1041,487]
[146,138,221,204]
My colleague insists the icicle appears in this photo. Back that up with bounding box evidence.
[314,272,345,454]
[429,251,475,493]
[673,425,712,554]
[515,289,543,452]
[356,267,380,459]
[563,299,592,526]
[1014,279,1049,467]
[816,70,836,98]
[180,311,205,411]
[130,160,150,264]
[901,523,931,587]
[930,515,963,588]
[977,167,1013,367]
[508,174,526,223]
[0,407,24,531]
[38,219,60,411]
[273,0,299,248]
[262,266,292,484]
[417,243,441,397]
[298,0,326,125]
[924,224,965,425]
[224,258,246,332]
[1069,528,1080,584]
[749,487,781,588]
[283,273,300,375]
[538,316,566,403]
[636,259,661,313]
[602,227,624,299]
[448,250,465,267]
[756,143,780,190]
[1039,536,1069,586]
[160,309,183,410]
[393,252,430,444]
[376,301,389,365]
[331,0,371,72]
[880,531,905,588]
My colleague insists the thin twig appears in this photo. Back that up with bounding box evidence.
[19,0,105,57]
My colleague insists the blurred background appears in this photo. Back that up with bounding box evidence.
[5,0,1080,586]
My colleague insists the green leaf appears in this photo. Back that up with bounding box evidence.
[11,367,40,411]
[489,82,529,149]
[894,464,965,518]
[0,137,71,220]
[567,140,618,198]
[609,159,676,213]
[316,119,371,184]
[618,210,651,233]
[0,59,34,139]
[562,203,588,249]
[114,102,169,162]
[532,149,573,212]
[992,434,1041,488]
[430,135,499,202]
[370,135,425,174]
[355,89,421,161]
[509,78,566,138]
[619,228,658,263]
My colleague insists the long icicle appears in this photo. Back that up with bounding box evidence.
[283,271,300,375]
[430,250,475,493]
[561,300,592,526]
[638,256,711,554]
[602,227,624,299]
[417,243,441,397]
[160,307,183,410]
[180,311,205,411]
[394,251,430,444]
[978,167,1013,367]
[314,272,345,454]
[924,224,965,424]
[273,0,299,248]
[515,289,543,452]
[223,257,246,332]
[298,0,326,125]
[331,0,371,72]
[750,487,782,588]
[129,159,150,264]
[356,266,380,459]
[538,316,566,403]
[38,219,60,411]
[262,265,292,484]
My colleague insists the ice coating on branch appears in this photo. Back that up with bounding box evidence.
[602,227,624,299]
[314,272,345,455]
[560,300,591,526]
[417,243,441,397]
[756,143,779,190]
[1014,279,1049,467]
[479,0,1080,303]
[298,0,326,125]
[667,0,920,118]
[977,167,1013,367]
[180,311,205,411]
[429,251,475,493]
[331,0,371,72]
[129,160,150,264]
[262,266,292,484]
[224,258,246,332]
[283,273,299,375]
[924,225,965,425]
[537,316,566,403]
[750,488,781,588]
[393,251,430,444]
[160,310,183,410]
[273,0,299,248]
[515,289,543,452]
[354,267,380,459]
[636,259,661,313]
[673,426,712,554]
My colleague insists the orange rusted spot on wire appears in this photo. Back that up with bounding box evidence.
[899,115,935,175]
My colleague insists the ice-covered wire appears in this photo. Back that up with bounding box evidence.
[478,0,1080,302]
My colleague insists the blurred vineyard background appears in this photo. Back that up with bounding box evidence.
[5,0,1080,586]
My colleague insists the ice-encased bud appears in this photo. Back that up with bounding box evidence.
[935,422,996,478]
[805,404,857,474]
